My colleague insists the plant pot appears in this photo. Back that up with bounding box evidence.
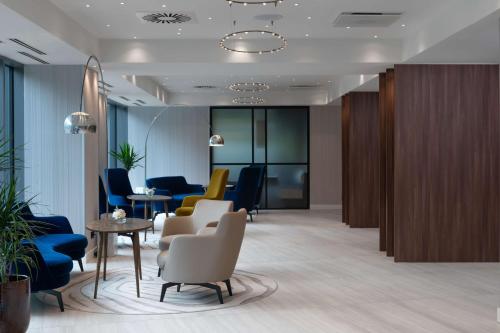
[0,275,31,333]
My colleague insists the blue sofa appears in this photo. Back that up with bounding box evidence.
[146,176,204,213]
[105,168,145,217]
[19,207,88,312]
[224,166,262,221]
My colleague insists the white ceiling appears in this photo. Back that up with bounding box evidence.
[0,0,499,106]
[48,0,452,40]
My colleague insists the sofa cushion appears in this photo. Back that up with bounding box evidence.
[35,234,88,256]
[32,241,74,276]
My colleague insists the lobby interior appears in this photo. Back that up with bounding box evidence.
[1,0,500,332]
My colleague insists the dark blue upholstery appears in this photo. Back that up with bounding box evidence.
[224,166,262,218]
[105,168,145,217]
[253,165,266,211]
[146,176,204,212]
[17,242,72,293]
[15,206,88,302]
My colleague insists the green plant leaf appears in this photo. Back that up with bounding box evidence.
[110,143,144,171]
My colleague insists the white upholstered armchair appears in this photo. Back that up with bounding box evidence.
[157,200,233,276]
[158,209,247,304]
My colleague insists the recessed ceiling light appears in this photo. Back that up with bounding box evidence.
[208,17,213,20]
[374,35,379,38]
[346,26,351,29]
[120,2,125,5]
[177,32,181,36]
[85,4,90,8]
[294,3,299,6]
[133,36,137,39]
[178,28,182,31]
[106,24,111,27]
[305,34,309,37]
[401,24,406,27]
[307,16,312,20]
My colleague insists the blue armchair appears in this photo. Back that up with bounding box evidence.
[146,176,204,213]
[19,206,88,312]
[104,168,145,217]
[253,165,266,214]
[224,166,262,221]
[22,206,88,272]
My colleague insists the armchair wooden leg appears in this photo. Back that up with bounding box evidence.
[224,279,233,296]
[43,290,64,312]
[200,283,224,304]
[77,258,84,272]
[160,282,180,302]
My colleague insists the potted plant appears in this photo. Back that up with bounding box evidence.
[110,143,144,172]
[0,137,36,333]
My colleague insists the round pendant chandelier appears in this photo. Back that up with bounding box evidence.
[232,96,265,105]
[219,30,287,54]
[229,82,270,93]
[226,0,283,6]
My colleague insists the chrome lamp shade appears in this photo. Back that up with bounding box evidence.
[209,134,225,147]
[64,112,97,134]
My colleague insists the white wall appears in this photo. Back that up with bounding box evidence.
[127,106,210,189]
[310,105,342,207]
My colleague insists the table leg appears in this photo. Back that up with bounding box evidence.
[103,233,108,281]
[164,200,169,218]
[132,232,141,298]
[144,202,148,242]
[93,232,104,299]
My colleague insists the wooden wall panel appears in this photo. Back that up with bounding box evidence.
[378,73,387,251]
[348,92,380,228]
[394,64,500,262]
[341,94,350,224]
[386,69,395,257]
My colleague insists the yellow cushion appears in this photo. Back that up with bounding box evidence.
[175,206,194,216]
[205,169,229,200]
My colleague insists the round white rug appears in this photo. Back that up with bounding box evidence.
[37,265,278,314]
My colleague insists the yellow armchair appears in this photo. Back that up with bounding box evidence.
[175,169,229,216]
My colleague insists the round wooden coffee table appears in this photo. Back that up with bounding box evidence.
[127,194,172,241]
[86,218,153,299]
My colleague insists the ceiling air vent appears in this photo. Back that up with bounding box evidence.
[18,52,49,64]
[194,85,217,89]
[136,99,146,104]
[137,11,195,24]
[99,81,114,88]
[333,12,403,28]
[119,96,130,101]
[289,84,321,89]
[10,38,46,55]
[133,102,143,106]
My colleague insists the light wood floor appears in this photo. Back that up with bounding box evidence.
[29,209,500,332]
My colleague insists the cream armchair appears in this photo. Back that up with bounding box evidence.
[157,199,233,276]
[158,209,247,304]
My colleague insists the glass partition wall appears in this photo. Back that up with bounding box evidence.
[210,106,309,209]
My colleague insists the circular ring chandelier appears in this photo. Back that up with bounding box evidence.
[229,82,270,93]
[226,0,283,6]
[232,96,265,105]
[219,30,287,54]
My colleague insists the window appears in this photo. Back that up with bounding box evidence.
[107,102,128,168]
[211,106,310,209]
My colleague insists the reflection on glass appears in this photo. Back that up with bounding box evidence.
[267,165,308,209]
[213,165,247,185]
[212,109,252,163]
[254,109,266,163]
[267,108,308,163]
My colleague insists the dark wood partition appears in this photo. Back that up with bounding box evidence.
[378,73,387,251]
[344,92,380,228]
[385,69,395,257]
[394,64,500,262]
[341,94,350,225]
